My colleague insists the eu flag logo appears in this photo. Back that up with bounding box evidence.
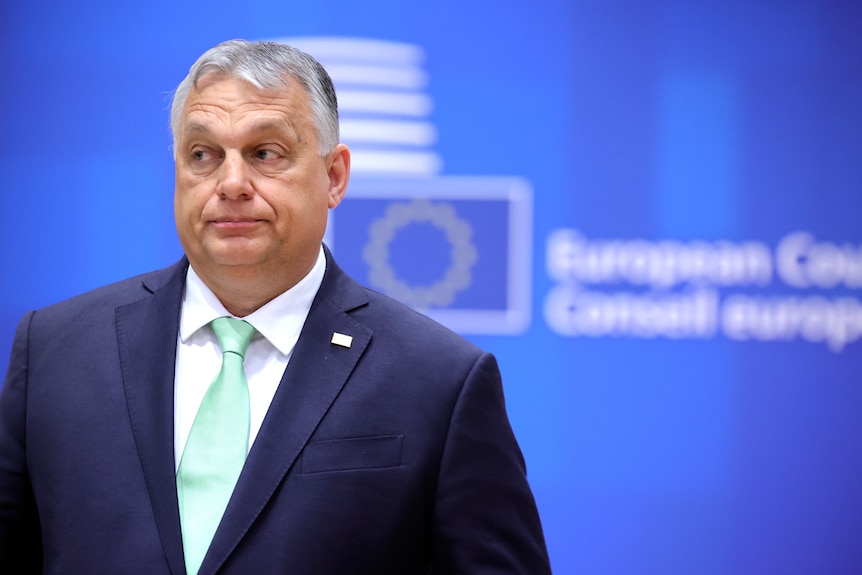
[327,177,532,334]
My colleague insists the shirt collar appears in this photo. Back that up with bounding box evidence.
[179,245,326,355]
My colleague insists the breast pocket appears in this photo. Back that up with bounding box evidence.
[299,435,404,474]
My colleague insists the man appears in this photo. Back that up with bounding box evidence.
[0,40,551,574]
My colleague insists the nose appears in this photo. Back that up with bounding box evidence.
[216,151,253,200]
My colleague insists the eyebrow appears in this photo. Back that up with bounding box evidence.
[182,119,298,139]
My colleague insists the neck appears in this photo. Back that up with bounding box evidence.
[192,260,315,317]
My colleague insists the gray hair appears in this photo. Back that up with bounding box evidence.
[169,39,339,155]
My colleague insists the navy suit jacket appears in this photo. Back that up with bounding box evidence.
[0,249,550,574]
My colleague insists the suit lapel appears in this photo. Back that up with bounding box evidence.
[203,256,372,575]
[116,260,188,575]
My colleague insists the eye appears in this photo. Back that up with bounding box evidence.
[191,148,213,162]
[254,149,279,161]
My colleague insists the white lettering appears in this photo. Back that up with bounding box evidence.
[547,229,772,290]
[721,294,862,352]
[776,231,862,289]
[544,286,719,338]
[545,229,862,352]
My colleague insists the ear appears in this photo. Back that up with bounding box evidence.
[326,143,351,209]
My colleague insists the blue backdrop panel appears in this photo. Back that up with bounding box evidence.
[1,1,861,573]
[328,177,532,334]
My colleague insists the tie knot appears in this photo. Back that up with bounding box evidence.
[211,317,255,358]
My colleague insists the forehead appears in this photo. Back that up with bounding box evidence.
[180,73,314,135]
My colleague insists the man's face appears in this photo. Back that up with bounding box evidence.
[174,73,348,287]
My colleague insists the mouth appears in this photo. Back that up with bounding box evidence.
[210,218,265,231]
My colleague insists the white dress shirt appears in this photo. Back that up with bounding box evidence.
[174,246,326,470]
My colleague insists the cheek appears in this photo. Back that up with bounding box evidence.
[271,194,325,233]
[173,194,193,237]
[175,181,210,212]
[174,191,209,241]
[174,191,193,222]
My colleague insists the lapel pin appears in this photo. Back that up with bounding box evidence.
[331,332,353,348]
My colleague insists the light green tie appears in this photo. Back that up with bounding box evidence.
[177,317,255,575]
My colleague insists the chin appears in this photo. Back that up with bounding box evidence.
[194,247,264,270]
[214,255,266,268]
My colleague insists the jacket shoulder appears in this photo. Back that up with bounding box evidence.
[29,259,187,324]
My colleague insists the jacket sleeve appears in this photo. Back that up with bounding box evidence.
[0,311,44,571]
[431,352,552,574]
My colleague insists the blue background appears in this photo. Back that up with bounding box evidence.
[2,1,862,573]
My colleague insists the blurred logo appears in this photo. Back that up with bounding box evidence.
[272,37,532,334]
